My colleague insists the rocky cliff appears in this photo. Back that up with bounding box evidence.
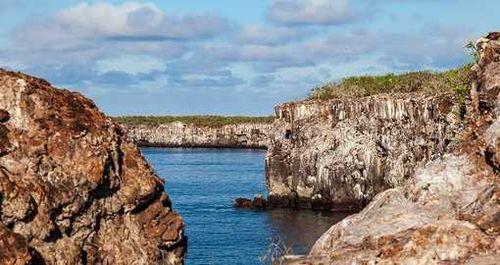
[266,87,464,210]
[287,32,499,264]
[0,70,186,264]
[122,122,272,149]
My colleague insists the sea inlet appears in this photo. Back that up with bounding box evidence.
[142,148,351,265]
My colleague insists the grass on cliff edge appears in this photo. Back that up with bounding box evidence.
[112,115,275,127]
[308,64,473,100]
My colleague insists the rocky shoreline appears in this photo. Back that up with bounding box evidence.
[285,32,500,265]
[121,122,272,149]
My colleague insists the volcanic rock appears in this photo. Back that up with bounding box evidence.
[0,70,186,264]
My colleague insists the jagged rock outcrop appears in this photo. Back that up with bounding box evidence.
[122,122,272,149]
[288,32,499,264]
[266,89,465,209]
[0,70,186,264]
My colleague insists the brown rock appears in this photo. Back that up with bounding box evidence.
[0,69,186,264]
[0,224,33,265]
[234,196,268,209]
[235,198,253,208]
[252,196,268,209]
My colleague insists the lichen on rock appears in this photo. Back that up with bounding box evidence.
[0,70,186,264]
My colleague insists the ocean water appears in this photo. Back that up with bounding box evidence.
[141,148,351,265]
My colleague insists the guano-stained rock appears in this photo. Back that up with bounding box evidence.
[0,70,186,264]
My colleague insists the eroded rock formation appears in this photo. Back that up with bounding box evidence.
[266,90,465,209]
[122,122,271,149]
[288,32,499,264]
[0,70,186,264]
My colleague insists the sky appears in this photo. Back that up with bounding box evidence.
[0,0,498,116]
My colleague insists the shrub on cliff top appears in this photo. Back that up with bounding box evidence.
[308,64,473,100]
[112,115,275,127]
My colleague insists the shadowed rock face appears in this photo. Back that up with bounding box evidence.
[122,122,271,149]
[288,32,499,265]
[266,90,464,210]
[0,70,186,264]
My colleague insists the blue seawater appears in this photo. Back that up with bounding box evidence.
[141,148,350,265]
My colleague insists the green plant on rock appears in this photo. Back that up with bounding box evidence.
[308,64,473,100]
[465,40,479,63]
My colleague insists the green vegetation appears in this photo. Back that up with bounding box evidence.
[308,64,473,100]
[465,40,480,63]
[112,115,275,127]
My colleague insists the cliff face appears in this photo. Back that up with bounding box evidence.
[289,32,499,264]
[0,70,185,264]
[122,122,272,149]
[266,92,464,209]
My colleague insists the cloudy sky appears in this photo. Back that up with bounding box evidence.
[0,0,498,115]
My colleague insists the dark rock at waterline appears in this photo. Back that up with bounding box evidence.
[235,198,253,208]
[252,196,268,209]
[267,194,361,211]
[234,196,268,210]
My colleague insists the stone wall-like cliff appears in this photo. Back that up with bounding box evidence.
[287,32,499,265]
[0,70,186,264]
[266,92,464,210]
[122,122,272,149]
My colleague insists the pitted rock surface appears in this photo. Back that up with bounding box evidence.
[0,70,186,264]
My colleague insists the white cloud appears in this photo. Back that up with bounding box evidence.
[13,2,229,51]
[56,2,161,36]
[268,0,357,26]
[235,25,313,45]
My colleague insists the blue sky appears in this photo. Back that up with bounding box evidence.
[0,0,498,115]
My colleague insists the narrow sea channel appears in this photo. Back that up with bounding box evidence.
[141,148,350,265]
